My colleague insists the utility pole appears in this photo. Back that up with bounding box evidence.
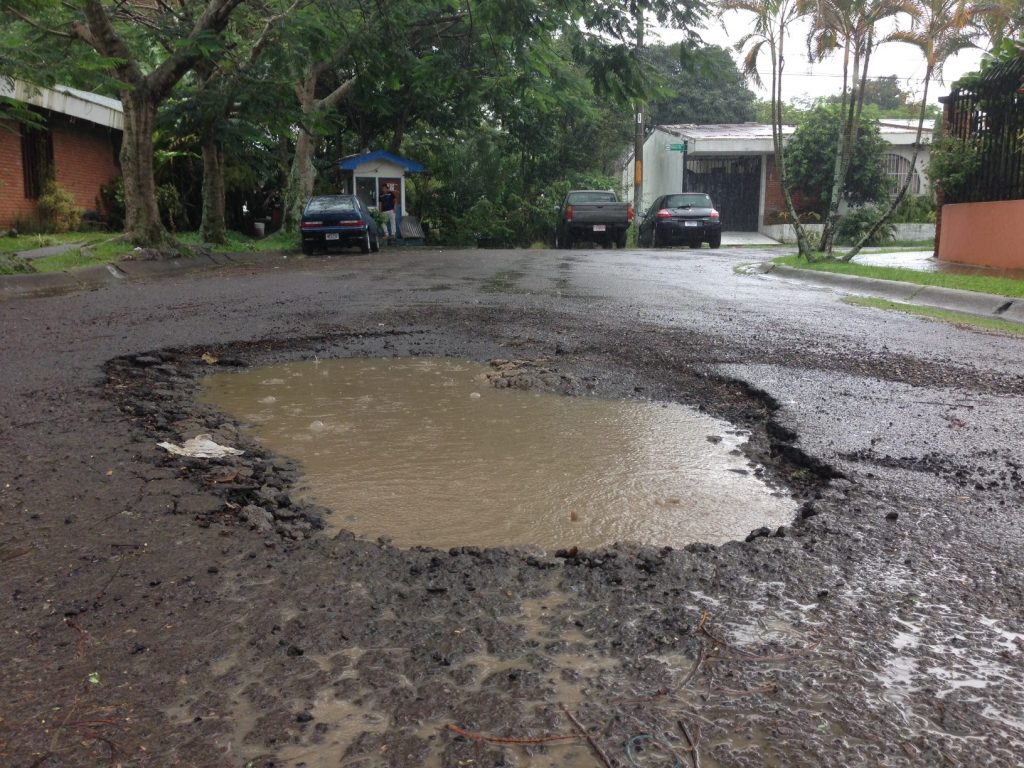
[632,2,645,223]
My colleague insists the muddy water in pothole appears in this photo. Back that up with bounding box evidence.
[201,358,794,550]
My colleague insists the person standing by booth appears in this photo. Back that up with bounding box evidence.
[379,184,397,240]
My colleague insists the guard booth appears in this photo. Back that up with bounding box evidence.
[335,150,425,240]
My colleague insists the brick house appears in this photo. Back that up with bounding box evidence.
[1,81,123,231]
[623,121,934,238]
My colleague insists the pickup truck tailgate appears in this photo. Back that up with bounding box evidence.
[570,203,630,225]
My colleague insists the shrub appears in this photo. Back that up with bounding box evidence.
[0,253,37,275]
[835,206,896,246]
[926,136,983,203]
[100,178,126,230]
[36,181,82,234]
[99,178,188,231]
[892,194,936,223]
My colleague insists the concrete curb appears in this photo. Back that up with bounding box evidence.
[0,251,287,301]
[766,263,1024,325]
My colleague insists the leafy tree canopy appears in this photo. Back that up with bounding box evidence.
[645,43,757,125]
[785,103,890,211]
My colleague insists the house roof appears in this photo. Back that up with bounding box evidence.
[876,118,936,146]
[651,120,933,155]
[1,80,123,130]
[337,150,424,173]
[660,123,796,142]
[654,123,794,155]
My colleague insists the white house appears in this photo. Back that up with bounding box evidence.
[622,120,934,236]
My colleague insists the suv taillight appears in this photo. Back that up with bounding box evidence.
[626,204,633,222]
[566,205,573,222]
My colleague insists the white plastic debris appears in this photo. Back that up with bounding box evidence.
[157,434,244,458]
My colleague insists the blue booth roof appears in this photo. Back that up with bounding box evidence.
[337,150,424,173]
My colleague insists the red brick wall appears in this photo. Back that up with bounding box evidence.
[0,119,35,229]
[0,113,121,230]
[762,155,814,224]
[51,118,121,216]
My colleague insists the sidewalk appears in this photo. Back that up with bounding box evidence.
[763,251,1024,325]
[0,250,287,301]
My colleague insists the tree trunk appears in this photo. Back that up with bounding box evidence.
[632,4,645,228]
[819,42,860,256]
[842,67,933,261]
[201,135,227,244]
[284,126,316,231]
[771,34,812,259]
[120,93,167,246]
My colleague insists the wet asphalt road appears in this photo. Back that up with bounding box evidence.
[2,244,1024,767]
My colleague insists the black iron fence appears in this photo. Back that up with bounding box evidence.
[941,56,1024,203]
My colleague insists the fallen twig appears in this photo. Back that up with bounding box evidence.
[561,704,614,768]
[445,723,576,745]
[679,646,706,689]
[678,719,701,768]
[64,618,88,657]
[1,547,32,563]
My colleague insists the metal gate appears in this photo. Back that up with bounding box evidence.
[683,155,761,231]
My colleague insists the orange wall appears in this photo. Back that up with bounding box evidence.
[938,200,1024,269]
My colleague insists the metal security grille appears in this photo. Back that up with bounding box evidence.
[683,155,761,231]
[882,153,922,197]
[943,57,1024,203]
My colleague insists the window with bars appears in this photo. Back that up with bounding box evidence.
[882,153,921,198]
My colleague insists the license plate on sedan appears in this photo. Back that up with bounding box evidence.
[593,224,606,232]
[325,233,340,240]
[684,221,700,227]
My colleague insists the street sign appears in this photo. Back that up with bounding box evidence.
[665,142,688,152]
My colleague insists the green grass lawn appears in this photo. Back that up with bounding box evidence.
[775,254,1024,298]
[1,229,299,275]
[843,296,1024,335]
[0,231,112,255]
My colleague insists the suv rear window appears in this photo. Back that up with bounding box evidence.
[664,194,713,208]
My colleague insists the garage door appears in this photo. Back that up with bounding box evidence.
[684,156,761,232]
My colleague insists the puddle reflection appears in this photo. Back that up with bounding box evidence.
[201,358,794,550]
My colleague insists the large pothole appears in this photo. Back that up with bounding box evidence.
[199,357,795,550]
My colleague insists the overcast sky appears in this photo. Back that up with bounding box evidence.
[652,13,988,105]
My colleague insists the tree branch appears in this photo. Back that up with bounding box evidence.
[317,73,358,112]
[148,0,247,101]
[81,0,145,86]
[4,5,74,38]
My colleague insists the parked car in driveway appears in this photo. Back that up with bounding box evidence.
[637,192,722,249]
[300,195,380,255]
[554,190,633,249]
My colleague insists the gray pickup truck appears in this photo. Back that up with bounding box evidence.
[554,190,633,249]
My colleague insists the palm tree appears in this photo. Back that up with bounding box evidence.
[724,0,816,257]
[800,0,916,256]
[843,0,980,259]
[970,0,1024,48]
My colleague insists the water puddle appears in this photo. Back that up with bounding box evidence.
[200,358,794,550]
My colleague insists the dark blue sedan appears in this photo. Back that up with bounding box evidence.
[300,195,381,255]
